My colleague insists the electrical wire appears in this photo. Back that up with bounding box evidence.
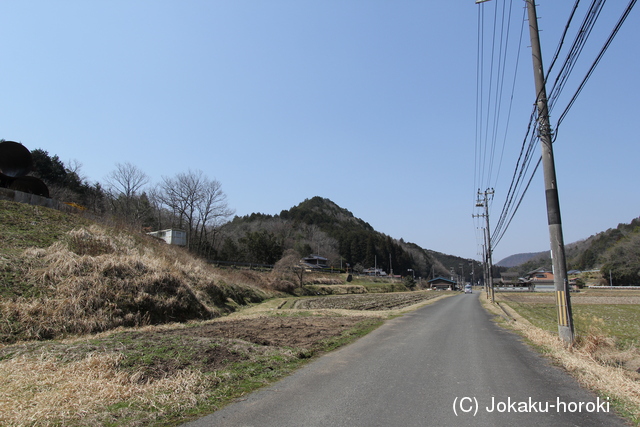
[483,0,635,252]
[474,0,527,256]
[556,0,637,129]
[547,0,607,113]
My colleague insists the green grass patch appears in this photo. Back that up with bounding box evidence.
[318,317,383,352]
[505,302,640,348]
[0,315,384,426]
[0,200,91,253]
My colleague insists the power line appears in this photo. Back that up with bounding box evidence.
[482,0,635,254]
[474,0,527,220]
[556,0,637,129]
[547,0,607,113]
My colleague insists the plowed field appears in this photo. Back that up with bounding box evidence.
[292,291,447,311]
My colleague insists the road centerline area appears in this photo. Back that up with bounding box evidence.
[182,293,626,427]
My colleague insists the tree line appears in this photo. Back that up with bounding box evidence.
[30,149,233,258]
[27,152,479,280]
[507,217,640,285]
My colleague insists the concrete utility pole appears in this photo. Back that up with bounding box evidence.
[474,189,495,303]
[470,261,475,287]
[525,0,574,344]
[480,242,488,298]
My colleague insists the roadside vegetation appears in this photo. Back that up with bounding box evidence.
[0,311,384,426]
[486,290,640,426]
[0,287,452,426]
[0,198,456,426]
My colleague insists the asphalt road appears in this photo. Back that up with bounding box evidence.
[182,293,627,427]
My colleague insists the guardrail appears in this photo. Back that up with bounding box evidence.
[495,286,535,292]
[207,260,275,270]
[206,259,346,274]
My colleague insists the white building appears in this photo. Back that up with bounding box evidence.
[147,229,187,246]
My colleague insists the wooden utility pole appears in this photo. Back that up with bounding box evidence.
[525,0,574,344]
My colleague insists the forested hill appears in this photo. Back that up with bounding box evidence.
[216,196,481,281]
[279,197,374,232]
[504,216,640,285]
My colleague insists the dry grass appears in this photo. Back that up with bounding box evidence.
[305,276,345,285]
[0,309,382,426]
[0,224,268,343]
[483,297,640,424]
[0,351,215,426]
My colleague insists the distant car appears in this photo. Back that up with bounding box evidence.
[464,284,472,294]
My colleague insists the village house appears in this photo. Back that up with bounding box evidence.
[498,271,521,286]
[362,268,387,276]
[525,268,554,283]
[301,254,329,270]
[428,276,457,290]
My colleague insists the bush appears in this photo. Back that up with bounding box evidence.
[403,275,417,289]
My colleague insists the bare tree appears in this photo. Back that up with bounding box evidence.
[66,159,86,183]
[273,249,305,288]
[196,178,234,254]
[105,162,150,223]
[157,170,234,253]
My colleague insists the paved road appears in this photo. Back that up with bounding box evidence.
[183,293,627,426]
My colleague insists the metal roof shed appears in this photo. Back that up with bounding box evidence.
[147,229,187,246]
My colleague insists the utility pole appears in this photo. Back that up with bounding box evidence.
[478,239,485,296]
[470,261,475,287]
[525,0,574,344]
[474,188,495,303]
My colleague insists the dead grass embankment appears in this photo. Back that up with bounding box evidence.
[0,224,269,343]
[482,296,640,424]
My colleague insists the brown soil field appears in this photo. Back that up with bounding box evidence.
[292,291,445,310]
[167,316,370,350]
[0,292,448,384]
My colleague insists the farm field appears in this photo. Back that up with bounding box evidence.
[496,289,640,373]
[496,289,640,348]
[0,291,452,426]
[290,290,450,311]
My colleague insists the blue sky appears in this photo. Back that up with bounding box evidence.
[1,1,638,262]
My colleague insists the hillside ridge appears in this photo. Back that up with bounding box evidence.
[220,196,482,280]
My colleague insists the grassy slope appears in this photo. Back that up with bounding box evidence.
[0,200,270,343]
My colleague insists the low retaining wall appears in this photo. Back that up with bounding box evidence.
[0,187,80,214]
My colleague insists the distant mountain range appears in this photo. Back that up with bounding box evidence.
[496,252,547,268]
[496,217,640,284]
